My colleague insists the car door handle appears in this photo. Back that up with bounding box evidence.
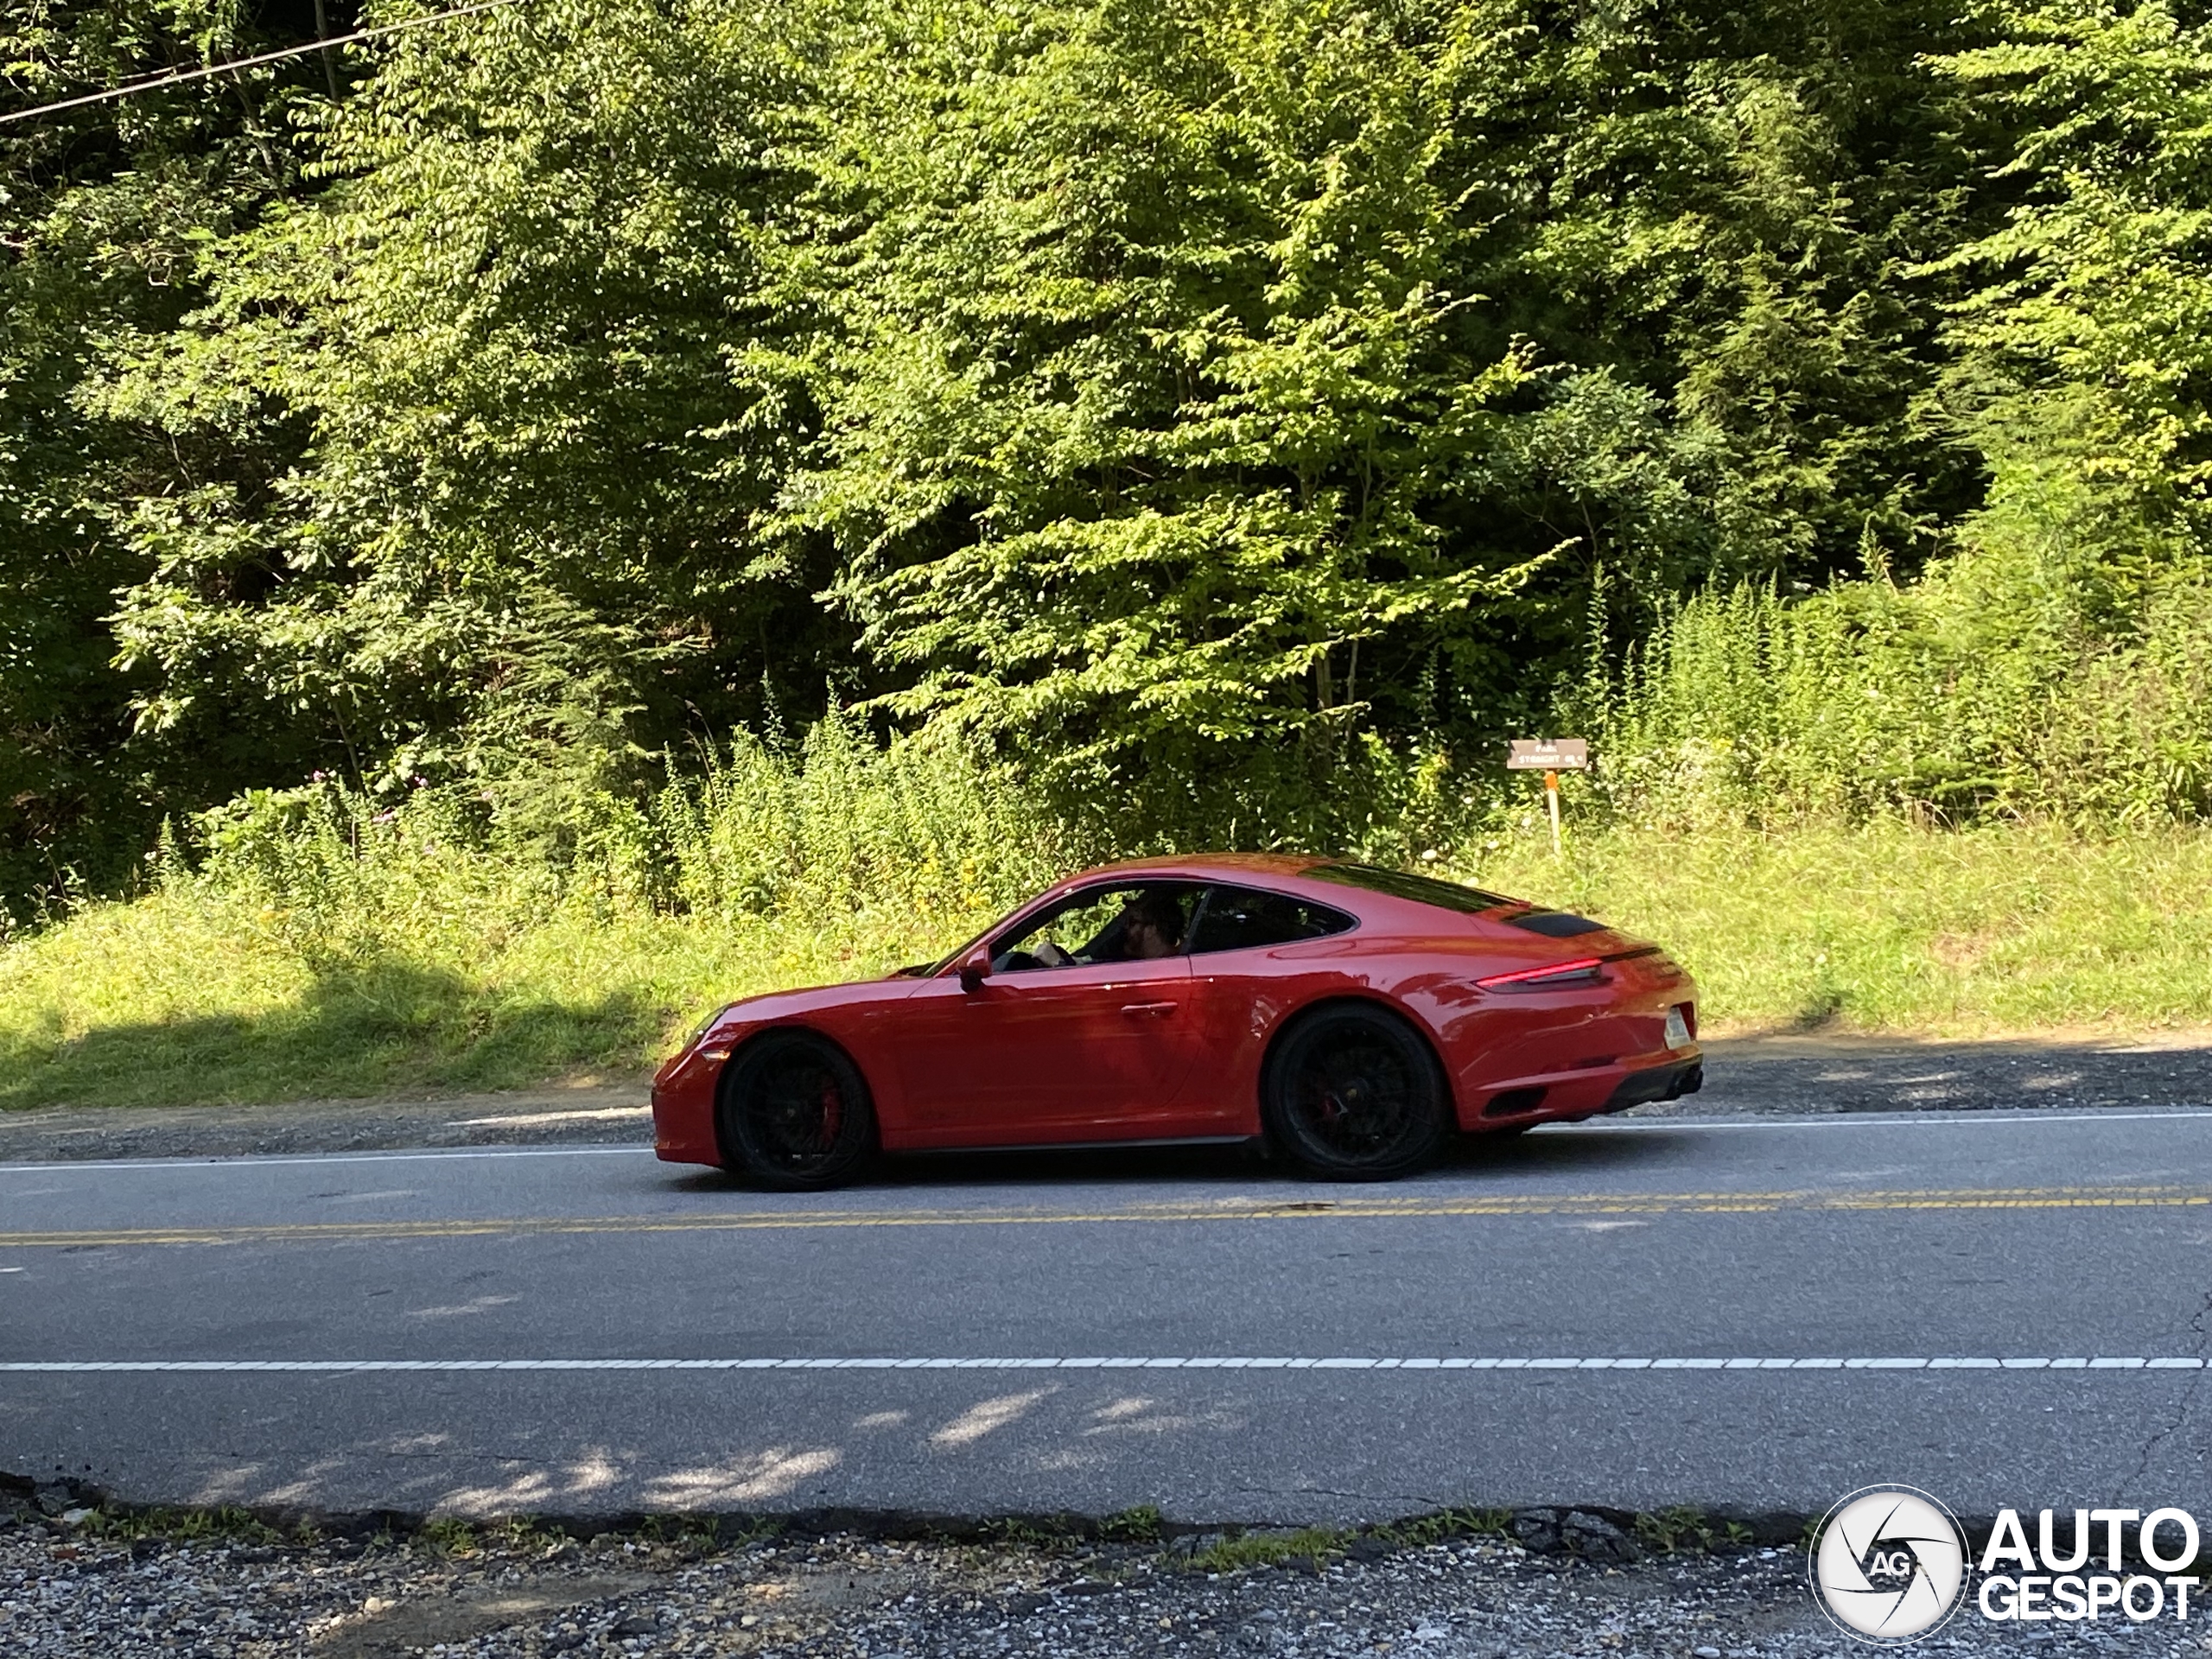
[1120,1001,1178,1019]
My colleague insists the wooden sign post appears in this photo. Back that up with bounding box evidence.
[1506,738,1589,857]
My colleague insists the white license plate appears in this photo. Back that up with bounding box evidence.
[1664,1005,1691,1049]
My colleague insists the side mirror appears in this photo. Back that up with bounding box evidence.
[957,944,992,994]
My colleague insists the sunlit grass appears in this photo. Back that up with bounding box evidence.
[1465,817,2212,1037]
[3,816,2209,1109]
[0,887,975,1109]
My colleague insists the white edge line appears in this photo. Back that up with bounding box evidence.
[9,1106,2212,1177]
[0,1356,2200,1374]
[15,1103,2212,1178]
[1573,1109,2212,1132]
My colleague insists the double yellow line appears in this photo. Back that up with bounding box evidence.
[1,1185,2205,1249]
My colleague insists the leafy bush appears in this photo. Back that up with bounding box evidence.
[0,721,1084,1107]
[1591,555,2212,826]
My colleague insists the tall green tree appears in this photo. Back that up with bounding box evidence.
[1938,0,2212,578]
[793,0,2000,808]
[89,0,844,825]
[790,0,1549,811]
[1,0,332,912]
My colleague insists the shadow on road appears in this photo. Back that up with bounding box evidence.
[677,1118,1680,1198]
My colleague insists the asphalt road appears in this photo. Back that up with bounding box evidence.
[5,1109,2212,1527]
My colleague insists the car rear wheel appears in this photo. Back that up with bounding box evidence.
[719,1032,877,1190]
[1262,1005,1450,1181]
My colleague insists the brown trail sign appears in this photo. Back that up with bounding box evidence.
[1505,738,1588,772]
[1505,738,1587,855]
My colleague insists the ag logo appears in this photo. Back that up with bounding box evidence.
[1810,1485,1969,1644]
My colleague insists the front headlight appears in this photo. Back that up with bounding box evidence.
[680,1004,733,1052]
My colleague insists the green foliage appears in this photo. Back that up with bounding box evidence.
[0,717,1078,1106]
[1364,1508,1512,1549]
[1181,1526,1348,1572]
[1462,817,2212,1033]
[1633,1507,1733,1555]
[0,0,2126,922]
[77,1503,295,1546]
[0,0,334,912]
[1098,1506,1164,1544]
[414,1516,481,1556]
[1936,0,2212,566]
[653,714,1094,925]
[85,0,847,822]
[1592,558,2212,824]
[10,0,2212,944]
[785,0,2006,815]
[794,1,1548,781]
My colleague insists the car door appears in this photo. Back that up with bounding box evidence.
[1175,882,1362,1129]
[891,881,1205,1147]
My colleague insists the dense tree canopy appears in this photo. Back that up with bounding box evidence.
[7,0,2212,911]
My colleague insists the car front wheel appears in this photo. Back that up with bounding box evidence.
[719,1032,877,1190]
[1262,1005,1450,1181]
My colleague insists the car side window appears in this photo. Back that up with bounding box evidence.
[991,882,1200,972]
[1186,885,1356,955]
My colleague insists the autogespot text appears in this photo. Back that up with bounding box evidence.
[1975,1508,2201,1624]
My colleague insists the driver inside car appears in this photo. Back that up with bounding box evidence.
[997,889,1187,971]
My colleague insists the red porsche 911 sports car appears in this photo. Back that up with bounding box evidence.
[651,854,1701,1187]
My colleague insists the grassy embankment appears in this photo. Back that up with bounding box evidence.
[4,804,2209,1110]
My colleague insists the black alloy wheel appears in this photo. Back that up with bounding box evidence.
[719,1032,877,1190]
[1261,1005,1451,1181]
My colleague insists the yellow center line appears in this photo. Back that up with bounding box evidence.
[0,1186,2206,1249]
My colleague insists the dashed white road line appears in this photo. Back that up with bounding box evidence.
[1,1356,2202,1373]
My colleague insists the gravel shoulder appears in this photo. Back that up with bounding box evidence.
[2,1032,2209,1164]
[2,1504,2194,1659]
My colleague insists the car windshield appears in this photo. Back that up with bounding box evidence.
[1307,861,1515,915]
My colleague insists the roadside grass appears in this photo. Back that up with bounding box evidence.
[1463,817,2212,1038]
[1173,1514,1512,1572]
[37,1497,1757,1567]
[1181,1527,1348,1572]
[3,816,2209,1110]
[0,883,957,1109]
[1098,1505,1165,1543]
[1633,1507,1754,1554]
[73,1503,298,1547]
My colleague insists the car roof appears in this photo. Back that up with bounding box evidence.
[1080,852,1330,882]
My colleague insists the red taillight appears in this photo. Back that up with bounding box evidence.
[1475,957,1606,990]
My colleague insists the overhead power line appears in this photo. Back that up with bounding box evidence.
[0,0,521,126]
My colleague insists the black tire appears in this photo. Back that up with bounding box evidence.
[1261,1004,1450,1181]
[718,1032,877,1190]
